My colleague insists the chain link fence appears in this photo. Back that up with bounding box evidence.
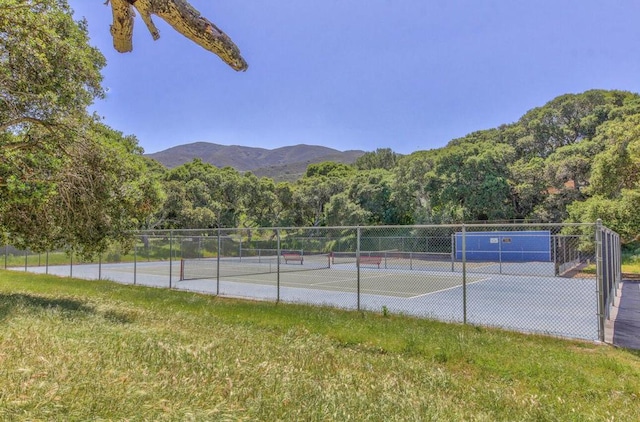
[2,221,621,342]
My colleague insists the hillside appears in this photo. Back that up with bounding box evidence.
[146,142,365,180]
[252,150,365,182]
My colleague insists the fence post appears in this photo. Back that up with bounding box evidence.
[615,233,622,295]
[462,224,467,325]
[169,230,173,289]
[451,234,455,272]
[609,231,615,295]
[276,228,281,303]
[216,228,221,295]
[605,231,612,300]
[498,234,503,274]
[134,241,137,285]
[357,226,361,311]
[595,219,605,342]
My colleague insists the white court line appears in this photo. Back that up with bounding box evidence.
[224,267,496,298]
[282,271,493,298]
[283,280,430,297]
[285,271,391,287]
[277,271,407,295]
[408,277,492,299]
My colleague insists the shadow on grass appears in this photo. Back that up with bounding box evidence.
[623,348,640,358]
[0,293,135,324]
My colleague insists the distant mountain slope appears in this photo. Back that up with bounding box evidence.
[252,150,365,182]
[146,142,365,180]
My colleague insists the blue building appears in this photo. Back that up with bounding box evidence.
[455,231,552,262]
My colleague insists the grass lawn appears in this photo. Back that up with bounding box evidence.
[0,270,638,421]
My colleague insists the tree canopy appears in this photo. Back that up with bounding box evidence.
[143,89,640,243]
[1,0,162,257]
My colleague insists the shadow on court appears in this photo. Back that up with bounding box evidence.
[613,280,640,350]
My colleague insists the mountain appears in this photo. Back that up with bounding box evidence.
[145,142,366,181]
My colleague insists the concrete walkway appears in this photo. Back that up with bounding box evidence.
[608,280,640,350]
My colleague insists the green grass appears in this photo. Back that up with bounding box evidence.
[3,250,174,268]
[1,270,639,421]
[569,252,640,276]
[622,263,640,275]
[3,243,210,268]
[3,251,70,267]
[622,258,640,275]
[622,248,640,275]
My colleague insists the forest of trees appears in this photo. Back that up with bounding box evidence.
[149,90,640,241]
[2,1,640,257]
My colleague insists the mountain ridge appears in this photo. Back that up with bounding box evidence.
[145,142,366,181]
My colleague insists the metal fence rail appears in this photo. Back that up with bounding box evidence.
[2,221,622,342]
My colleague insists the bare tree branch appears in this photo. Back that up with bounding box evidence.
[108,0,135,53]
[107,0,248,71]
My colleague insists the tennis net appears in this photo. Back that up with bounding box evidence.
[331,250,454,269]
[179,252,331,280]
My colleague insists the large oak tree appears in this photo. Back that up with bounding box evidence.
[1,0,162,257]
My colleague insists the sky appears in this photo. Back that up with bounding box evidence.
[69,0,640,155]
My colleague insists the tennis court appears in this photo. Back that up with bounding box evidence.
[4,222,621,343]
[184,265,489,298]
[17,257,599,341]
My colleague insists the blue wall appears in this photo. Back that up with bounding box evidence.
[455,231,551,262]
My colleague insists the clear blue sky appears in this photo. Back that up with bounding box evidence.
[70,0,640,155]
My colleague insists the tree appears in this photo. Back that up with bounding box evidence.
[305,162,355,178]
[588,114,640,197]
[291,175,345,227]
[529,139,602,221]
[1,1,105,129]
[240,174,279,228]
[161,159,286,229]
[354,148,400,170]
[106,0,248,71]
[1,0,106,251]
[512,90,634,159]
[508,157,547,219]
[324,192,370,226]
[430,142,516,222]
[566,113,640,240]
[392,151,439,224]
[1,1,162,256]
[567,192,640,241]
[543,140,602,192]
[347,170,408,225]
[1,122,164,256]
[273,182,298,227]
[164,160,229,228]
